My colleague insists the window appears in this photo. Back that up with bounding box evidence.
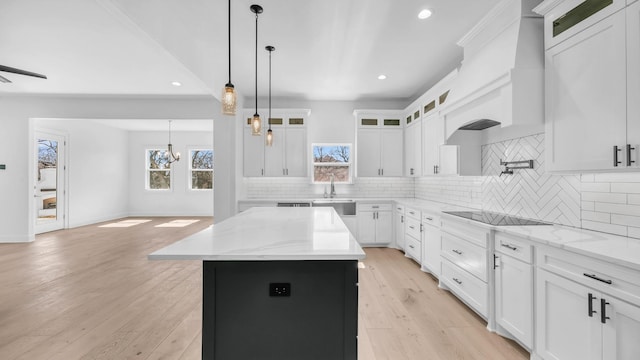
[312,144,352,183]
[190,149,213,190]
[147,149,171,190]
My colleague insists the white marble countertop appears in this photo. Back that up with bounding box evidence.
[148,207,366,261]
[440,212,640,272]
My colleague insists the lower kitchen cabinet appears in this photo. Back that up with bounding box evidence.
[420,212,441,277]
[394,204,405,250]
[535,247,640,360]
[356,203,392,245]
[404,206,422,263]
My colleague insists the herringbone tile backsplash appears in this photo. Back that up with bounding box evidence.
[481,134,581,227]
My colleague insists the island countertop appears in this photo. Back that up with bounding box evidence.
[148,207,366,261]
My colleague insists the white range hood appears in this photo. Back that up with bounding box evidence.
[442,0,544,139]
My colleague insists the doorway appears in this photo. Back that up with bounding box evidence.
[34,131,67,234]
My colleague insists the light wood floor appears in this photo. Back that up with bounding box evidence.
[0,217,529,360]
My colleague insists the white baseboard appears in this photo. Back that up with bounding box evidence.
[0,234,35,243]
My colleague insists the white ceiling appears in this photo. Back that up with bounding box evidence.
[1,0,501,104]
[89,119,214,132]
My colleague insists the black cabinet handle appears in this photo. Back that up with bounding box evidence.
[493,254,499,269]
[501,243,518,251]
[588,293,597,317]
[627,144,636,166]
[601,298,610,324]
[453,278,462,285]
[425,217,433,221]
[583,273,613,285]
[401,215,404,223]
[614,145,621,167]
[452,249,463,255]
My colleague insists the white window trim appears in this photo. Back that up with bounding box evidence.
[311,143,353,184]
[145,148,173,191]
[188,147,213,191]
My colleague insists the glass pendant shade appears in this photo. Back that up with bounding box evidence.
[266,128,273,146]
[221,84,237,115]
[251,114,262,135]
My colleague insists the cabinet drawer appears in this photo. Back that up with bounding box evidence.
[395,203,405,214]
[441,232,488,282]
[441,218,490,248]
[405,235,421,262]
[441,259,488,317]
[421,212,440,227]
[405,206,421,220]
[357,203,392,212]
[537,245,640,305]
[495,232,533,264]
[405,217,421,240]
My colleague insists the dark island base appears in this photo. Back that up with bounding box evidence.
[202,260,359,360]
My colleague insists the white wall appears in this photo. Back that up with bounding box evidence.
[35,119,130,228]
[0,95,228,243]
[128,130,213,216]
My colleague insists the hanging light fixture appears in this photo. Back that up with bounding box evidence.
[265,45,275,146]
[221,0,236,115]
[250,4,263,136]
[166,120,181,164]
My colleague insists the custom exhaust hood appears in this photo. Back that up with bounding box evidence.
[442,0,544,139]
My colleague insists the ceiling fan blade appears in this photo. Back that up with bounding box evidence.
[0,65,47,79]
[0,74,11,83]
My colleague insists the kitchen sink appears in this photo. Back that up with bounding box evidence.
[311,199,356,216]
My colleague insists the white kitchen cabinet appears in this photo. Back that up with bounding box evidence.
[356,203,392,245]
[494,233,533,350]
[404,120,422,177]
[394,204,405,250]
[243,129,265,177]
[404,207,422,263]
[627,1,640,167]
[422,114,472,176]
[244,110,309,177]
[420,212,441,277]
[535,245,640,360]
[355,112,403,177]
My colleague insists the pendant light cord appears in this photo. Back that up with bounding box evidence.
[227,0,231,84]
[254,11,258,115]
[268,48,271,130]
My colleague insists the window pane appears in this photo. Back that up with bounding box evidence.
[191,150,213,170]
[192,171,213,189]
[148,150,170,170]
[312,145,350,164]
[314,165,350,183]
[149,170,171,189]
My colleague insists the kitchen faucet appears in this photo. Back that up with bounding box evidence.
[330,173,336,198]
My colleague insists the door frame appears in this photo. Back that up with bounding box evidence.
[33,127,69,234]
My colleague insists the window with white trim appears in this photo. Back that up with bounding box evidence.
[312,144,352,184]
[189,149,213,190]
[146,149,172,190]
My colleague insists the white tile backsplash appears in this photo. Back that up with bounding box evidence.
[243,177,414,199]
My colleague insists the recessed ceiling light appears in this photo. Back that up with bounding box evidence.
[418,9,432,19]
[378,74,387,80]
[171,81,182,87]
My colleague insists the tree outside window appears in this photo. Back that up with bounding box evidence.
[147,149,171,190]
[190,149,213,190]
[312,144,352,183]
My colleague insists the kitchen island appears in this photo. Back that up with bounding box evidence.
[149,207,365,360]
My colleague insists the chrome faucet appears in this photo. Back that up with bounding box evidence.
[329,173,336,198]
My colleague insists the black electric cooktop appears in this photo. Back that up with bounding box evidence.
[443,211,551,226]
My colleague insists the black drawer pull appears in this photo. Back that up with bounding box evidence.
[452,249,463,255]
[588,293,597,317]
[425,217,433,221]
[601,298,610,324]
[408,245,415,249]
[501,243,517,251]
[453,278,462,285]
[409,226,415,229]
[583,273,613,284]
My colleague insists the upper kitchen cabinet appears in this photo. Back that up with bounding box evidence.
[355,111,403,177]
[404,111,422,177]
[243,109,310,177]
[535,0,640,172]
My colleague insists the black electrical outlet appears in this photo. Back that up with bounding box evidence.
[0,164,5,170]
[269,282,291,297]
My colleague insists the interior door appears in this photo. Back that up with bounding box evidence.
[34,131,66,234]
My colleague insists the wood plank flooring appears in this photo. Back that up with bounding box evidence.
[0,217,529,360]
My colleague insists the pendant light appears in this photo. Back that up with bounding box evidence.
[166,120,181,164]
[221,0,236,115]
[265,45,275,146]
[250,4,263,136]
